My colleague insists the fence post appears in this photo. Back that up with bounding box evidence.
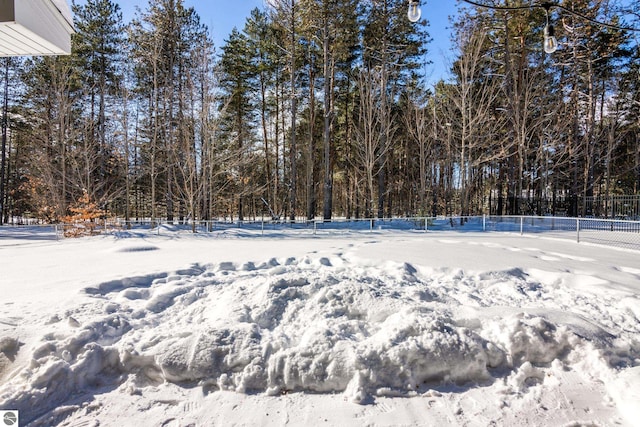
[520,216,524,235]
[314,220,317,235]
[483,214,486,232]
[424,217,428,232]
[576,218,580,243]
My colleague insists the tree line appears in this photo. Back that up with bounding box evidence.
[0,0,638,226]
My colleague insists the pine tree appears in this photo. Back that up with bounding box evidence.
[219,28,259,221]
[72,0,125,207]
[20,55,81,220]
[299,0,359,220]
[244,9,280,218]
[361,0,429,218]
[269,0,304,221]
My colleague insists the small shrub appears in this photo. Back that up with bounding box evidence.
[61,190,105,238]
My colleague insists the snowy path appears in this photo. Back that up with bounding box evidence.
[1,230,639,426]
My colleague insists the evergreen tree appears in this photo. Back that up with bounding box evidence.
[300,0,359,220]
[20,55,81,220]
[269,0,304,221]
[219,28,259,221]
[361,0,429,217]
[72,0,125,205]
[244,8,281,218]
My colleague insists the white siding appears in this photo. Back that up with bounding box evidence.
[0,0,73,56]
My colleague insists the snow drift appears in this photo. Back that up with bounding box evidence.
[2,245,639,425]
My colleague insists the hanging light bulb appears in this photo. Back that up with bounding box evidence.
[543,23,558,53]
[543,5,558,54]
[407,0,421,23]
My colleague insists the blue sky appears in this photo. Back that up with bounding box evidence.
[75,0,459,84]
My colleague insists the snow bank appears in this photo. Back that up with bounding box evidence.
[2,253,639,424]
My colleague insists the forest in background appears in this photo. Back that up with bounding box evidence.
[1,0,639,225]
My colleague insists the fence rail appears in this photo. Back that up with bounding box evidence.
[0,224,63,242]
[583,195,640,219]
[1,216,639,251]
[483,215,640,251]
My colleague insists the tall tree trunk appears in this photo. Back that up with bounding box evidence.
[322,11,333,221]
[377,53,387,219]
[0,59,9,225]
[288,0,298,221]
[306,49,316,221]
[260,69,273,215]
[122,75,131,228]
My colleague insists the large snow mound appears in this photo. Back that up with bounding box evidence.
[2,254,639,424]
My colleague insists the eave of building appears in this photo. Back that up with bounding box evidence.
[0,0,74,57]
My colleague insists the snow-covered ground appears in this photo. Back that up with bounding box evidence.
[1,226,639,426]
